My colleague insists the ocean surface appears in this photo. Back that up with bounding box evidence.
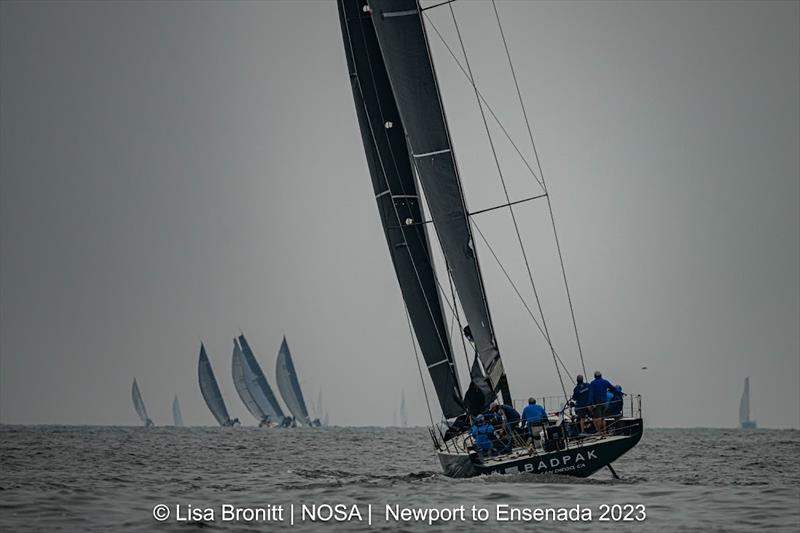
[1,426,798,532]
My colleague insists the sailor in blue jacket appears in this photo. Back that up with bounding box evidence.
[606,385,624,418]
[588,371,618,436]
[521,398,548,432]
[571,375,590,433]
[470,415,495,457]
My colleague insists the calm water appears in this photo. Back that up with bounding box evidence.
[1,426,798,532]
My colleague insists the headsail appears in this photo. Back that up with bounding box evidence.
[198,343,233,426]
[275,337,311,425]
[366,0,509,407]
[338,0,464,418]
[131,378,154,427]
[238,334,285,422]
[172,395,184,427]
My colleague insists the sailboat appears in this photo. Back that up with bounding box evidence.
[131,378,155,427]
[172,395,184,427]
[337,0,643,478]
[739,377,757,429]
[399,390,408,428]
[275,336,317,427]
[231,333,286,427]
[198,343,238,427]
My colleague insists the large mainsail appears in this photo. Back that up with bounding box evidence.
[338,0,464,418]
[275,337,310,425]
[366,0,510,406]
[131,378,153,427]
[238,334,285,421]
[739,377,750,425]
[172,395,184,427]
[198,343,233,426]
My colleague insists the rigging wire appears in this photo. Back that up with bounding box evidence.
[491,0,587,378]
[471,219,573,392]
[447,3,567,398]
[422,13,545,192]
[446,260,472,371]
[405,304,437,428]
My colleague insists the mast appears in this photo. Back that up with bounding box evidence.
[367,0,510,405]
[338,0,464,419]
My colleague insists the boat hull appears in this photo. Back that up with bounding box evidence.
[438,418,643,478]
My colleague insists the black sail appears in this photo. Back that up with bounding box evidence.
[338,0,464,418]
[367,0,510,404]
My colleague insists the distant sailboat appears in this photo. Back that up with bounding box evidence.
[172,395,184,427]
[739,377,757,429]
[275,336,314,427]
[231,334,285,427]
[198,343,238,427]
[399,389,408,428]
[315,390,325,425]
[131,378,154,427]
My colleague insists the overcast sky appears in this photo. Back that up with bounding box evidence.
[1,0,797,428]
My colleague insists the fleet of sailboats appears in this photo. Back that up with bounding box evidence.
[131,335,325,429]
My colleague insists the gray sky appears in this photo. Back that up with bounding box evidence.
[1,0,797,428]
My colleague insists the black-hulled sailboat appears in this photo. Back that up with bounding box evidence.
[739,377,756,429]
[275,337,318,427]
[172,395,184,427]
[231,333,286,427]
[198,343,239,427]
[131,378,154,427]
[338,0,643,478]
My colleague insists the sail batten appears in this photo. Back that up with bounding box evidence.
[338,0,465,418]
[367,0,509,405]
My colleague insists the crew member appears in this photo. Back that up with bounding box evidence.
[588,371,618,437]
[571,375,590,434]
[521,397,548,439]
[470,415,495,458]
